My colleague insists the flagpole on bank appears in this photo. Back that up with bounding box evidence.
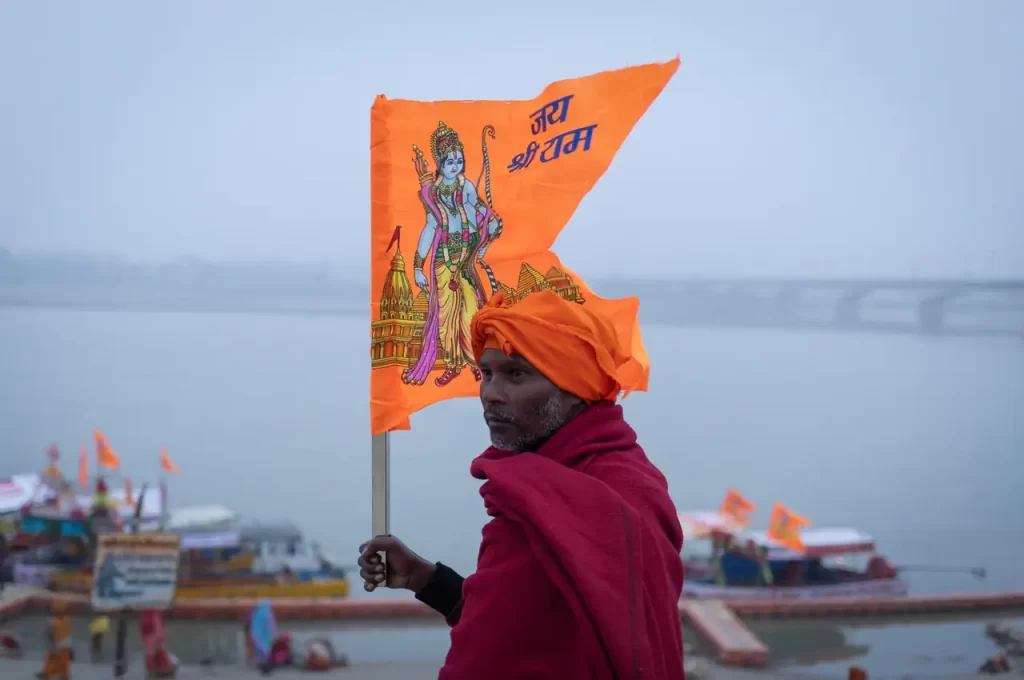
[371,432,390,569]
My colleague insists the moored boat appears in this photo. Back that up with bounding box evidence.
[679,492,907,601]
[47,505,350,600]
[3,454,349,600]
[170,514,350,599]
[2,470,165,587]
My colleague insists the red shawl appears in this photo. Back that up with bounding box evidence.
[439,402,685,679]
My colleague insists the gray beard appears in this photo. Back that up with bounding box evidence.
[488,392,567,453]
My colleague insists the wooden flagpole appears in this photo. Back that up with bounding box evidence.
[371,432,390,576]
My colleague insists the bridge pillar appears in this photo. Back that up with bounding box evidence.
[918,290,960,335]
[835,289,874,327]
[773,286,804,320]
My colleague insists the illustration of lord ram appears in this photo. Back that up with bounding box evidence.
[401,121,503,388]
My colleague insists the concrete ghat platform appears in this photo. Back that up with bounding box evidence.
[0,584,43,622]
[0,658,445,679]
[725,591,1024,619]
[679,593,1024,668]
[0,591,438,623]
[0,658,1001,680]
[6,589,1023,624]
[5,588,1024,670]
[681,600,769,667]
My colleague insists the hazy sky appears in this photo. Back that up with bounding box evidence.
[1,1,1021,278]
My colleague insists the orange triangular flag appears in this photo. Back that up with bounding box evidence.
[94,429,120,470]
[78,446,89,490]
[160,449,179,474]
[719,489,756,527]
[368,58,679,434]
[767,502,812,552]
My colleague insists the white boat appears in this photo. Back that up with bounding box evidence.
[679,509,908,601]
[168,513,343,582]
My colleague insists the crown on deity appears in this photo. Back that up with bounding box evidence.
[430,121,464,167]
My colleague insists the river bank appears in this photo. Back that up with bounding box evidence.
[3,611,1019,678]
[0,656,1008,680]
[4,306,1023,673]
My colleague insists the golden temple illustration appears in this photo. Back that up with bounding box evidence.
[370,247,585,370]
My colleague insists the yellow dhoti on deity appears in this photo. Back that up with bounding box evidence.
[433,249,481,373]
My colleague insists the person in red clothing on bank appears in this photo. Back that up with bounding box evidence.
[359,290,686,679]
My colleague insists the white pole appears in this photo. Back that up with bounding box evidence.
[159,476,168,531]
[371,432,391,579]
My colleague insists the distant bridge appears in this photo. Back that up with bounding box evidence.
[2,276,1022,338]
[600,277,1024,338]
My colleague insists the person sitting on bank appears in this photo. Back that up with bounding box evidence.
[89,615,109,662]
[302,639,348,672]
[979,654,1012,674]
[0,630,24,658]
[359,290,686,679]
[140,610,178,679]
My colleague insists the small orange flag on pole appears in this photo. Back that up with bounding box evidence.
[123,477,136,510]
[159,449,180,474]
[78,446,89,490]
[94,430,120,470]
[767,502,812,552]
[719,489,756,527]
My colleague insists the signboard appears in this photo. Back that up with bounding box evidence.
[90,534,181,612]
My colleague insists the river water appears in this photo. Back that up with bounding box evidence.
[2,305,1022,675]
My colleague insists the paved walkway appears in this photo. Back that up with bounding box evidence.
[0,658,444,679]
[0,658,1004,680]
[0,583,44,604]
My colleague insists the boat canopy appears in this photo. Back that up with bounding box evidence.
[740,528,876,559]
[166,516,309,553]
[0,474,49,514]
[677,511,748,540]
[678,512,876,559]
[167,505,238,530]
[164,505,241,550]
[240,520,304,543]
[177,529,242,550]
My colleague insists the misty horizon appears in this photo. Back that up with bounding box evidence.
[4,245,1024,283]
[2,2,1023,281]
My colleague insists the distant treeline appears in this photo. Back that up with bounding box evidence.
[0,248,658,303]
[3,249,1020,337]
[0,248,372,300]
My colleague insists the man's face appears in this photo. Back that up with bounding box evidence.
[478,348,582,452]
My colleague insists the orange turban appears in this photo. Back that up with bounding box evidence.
[470,290,646,401]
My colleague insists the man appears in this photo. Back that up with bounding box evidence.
[37,601,73,679]
[359,290,685,679]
